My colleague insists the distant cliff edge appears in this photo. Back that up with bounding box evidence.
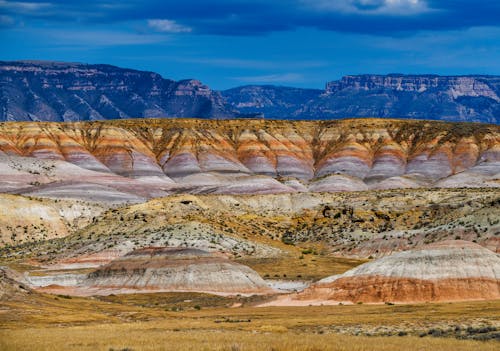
[1,61,499,123]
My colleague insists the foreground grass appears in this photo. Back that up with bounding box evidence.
[1,327,497,351]
[1,291,499,350]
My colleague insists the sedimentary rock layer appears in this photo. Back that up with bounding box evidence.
[79,247,273,295]
[296,241,500,303]
[0,118,498,200]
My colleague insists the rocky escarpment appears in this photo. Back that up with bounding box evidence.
[63,247,274,296]
[0,61,233,121]
[223,75,500,123]
[2,61,500,123]
[0,118,498,202]
[294,241,500,303]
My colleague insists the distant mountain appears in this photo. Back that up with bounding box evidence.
[0,61,234,121]
[223,75,500,123]
[221,85,322,118]
[1,61,499,123]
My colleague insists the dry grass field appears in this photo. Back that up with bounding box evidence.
[3,327,498,351]
[1,290,499,351]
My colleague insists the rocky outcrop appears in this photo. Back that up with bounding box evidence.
[80,247,273,295]
[0,61,234,121]
[295,241,500,303]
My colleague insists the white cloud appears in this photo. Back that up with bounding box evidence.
[147,19,192,33]
[303,0,431,15]
[0,1,52,12]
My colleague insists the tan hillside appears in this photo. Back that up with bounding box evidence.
[0,194,107,246]
[2,189,497,284]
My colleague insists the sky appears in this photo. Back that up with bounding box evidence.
[1,0,499,90]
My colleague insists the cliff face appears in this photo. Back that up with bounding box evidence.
[0,118,498,202]
[325,75,500,99]
[224,75,500,123]
[315,75,500,123]
[0,61,233,121]
[2,61,499,123]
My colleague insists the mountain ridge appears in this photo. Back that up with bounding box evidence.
[1,60,499,123]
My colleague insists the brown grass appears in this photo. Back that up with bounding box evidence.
[1,290,499,350]
[237,255,366,281]
[1,327,498,351]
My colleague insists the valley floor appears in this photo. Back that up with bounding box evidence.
[1,292,499,351]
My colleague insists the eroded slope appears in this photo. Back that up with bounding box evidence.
[0,119,498,201]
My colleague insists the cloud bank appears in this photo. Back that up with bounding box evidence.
[0,0,498,36]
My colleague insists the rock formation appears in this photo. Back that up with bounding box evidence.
[0,61,233,121]
[224,75,500,123]
[0,118,498,202]
[81,247,273,295]
[295,241,500,303]
[2,61,500,123]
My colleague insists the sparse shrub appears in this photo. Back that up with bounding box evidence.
[428,328,443,337]
[57,294,72,299]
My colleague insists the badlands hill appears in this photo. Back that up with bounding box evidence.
[0,118,499,203]
[82,247,273,296]
[4,188,498,268]
[290,241,500,304]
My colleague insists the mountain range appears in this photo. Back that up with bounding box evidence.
[1,60,499,123]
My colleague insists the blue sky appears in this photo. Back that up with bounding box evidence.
[1,0,499,90]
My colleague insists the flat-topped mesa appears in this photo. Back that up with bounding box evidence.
[84,247,274,295]
[326,75,500,101]
[0,61,233,121]
[295,240,500,303]
[3,61,500,122]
